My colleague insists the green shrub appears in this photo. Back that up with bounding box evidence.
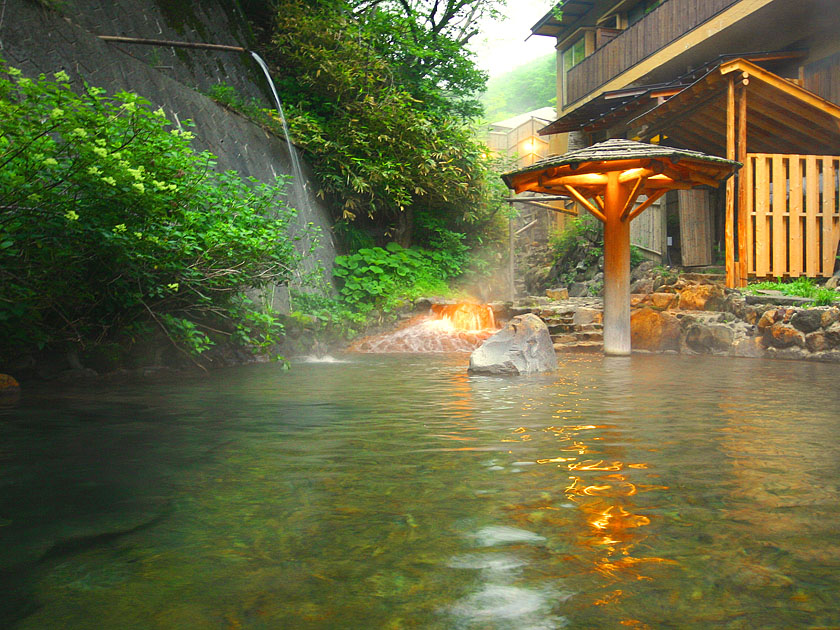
[813,288,838,306]
[630,245,646,269]
[0,62,313,358]
[748,277,813,297]
[333,243,457,314]
[747,277,838,306]
[549,215,602,263]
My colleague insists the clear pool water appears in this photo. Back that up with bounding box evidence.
[1,353,839,628]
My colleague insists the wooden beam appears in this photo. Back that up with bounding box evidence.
[643,177,694,190]
[661,125,721,156]
[563,159,653,175]
[725,75,736,288]
[805,155,820,276]
[720,58,840,125]
[98,35,247,52]
[562,185,606,223]
[513,179,541,195]
[630,86,724,140]
[504,195,574,202]
[515,219,539,235]
[737,83,749,287]
[788,155,803,277]
[508,199,580,216]
[618,167,657,184]
[748,90,840,144]
[679,158,735,177]
[619,176,646,221]
[822,157,837,275]
[627,188,668,222]
[741,101,821,150]
[658,164,722,189]
[545,173,610,188]
[602,171,632,356]
[684,108,727,141]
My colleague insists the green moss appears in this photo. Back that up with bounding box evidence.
[152,0,204,37]
[173,47,196,72]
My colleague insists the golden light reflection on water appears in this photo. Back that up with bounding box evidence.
[506,412,675,615]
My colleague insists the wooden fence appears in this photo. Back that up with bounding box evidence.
[745,154,840,278]
[678,190,713,266]
[630,194,666,263]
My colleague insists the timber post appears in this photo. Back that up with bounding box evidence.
[602,171,632,356]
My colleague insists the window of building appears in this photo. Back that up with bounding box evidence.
[561,36,586,105]
[563,37,586,74]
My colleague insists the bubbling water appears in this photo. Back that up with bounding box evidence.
[350,303,499,353]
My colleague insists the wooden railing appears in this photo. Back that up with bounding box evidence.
[745,154,840,278]
[565,0,740,106]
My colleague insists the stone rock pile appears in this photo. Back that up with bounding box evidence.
[508,263,840,362]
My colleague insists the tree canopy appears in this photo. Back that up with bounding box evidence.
[348,0,505,118]
[264,0,507,248]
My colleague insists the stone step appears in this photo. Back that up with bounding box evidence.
[551,330,603,342]
[553,340,604,354]
[548,324,575,335]
[543,314,575,323]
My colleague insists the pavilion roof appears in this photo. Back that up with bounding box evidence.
[502,138,738,189]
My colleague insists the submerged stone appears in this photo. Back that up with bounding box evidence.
[468,313,558,375]
[0,373,20,398]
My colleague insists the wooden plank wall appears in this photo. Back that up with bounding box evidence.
[803,51,840,107]
[746,154,840,278]
[678,189,713,266]
[629,195,666,262]
[565,0,739,105]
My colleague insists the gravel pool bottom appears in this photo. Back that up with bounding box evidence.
[1,353,839,629]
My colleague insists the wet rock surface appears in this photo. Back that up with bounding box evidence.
[631,308,681,351]
[503,266,840,362]
[469,314,558,375]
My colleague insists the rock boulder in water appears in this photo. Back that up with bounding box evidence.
[468,314,558,375]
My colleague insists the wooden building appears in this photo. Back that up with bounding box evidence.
[530,0,840,287]
[484,107,556,168]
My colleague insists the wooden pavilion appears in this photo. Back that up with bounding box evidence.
[503,139,739,355]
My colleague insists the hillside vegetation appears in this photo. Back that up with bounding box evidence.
[480,53,556,123]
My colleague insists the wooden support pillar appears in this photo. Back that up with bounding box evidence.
[736,80,749,287]
[725,76,737,288]
[602,171,632,356]
[508,215,515,301]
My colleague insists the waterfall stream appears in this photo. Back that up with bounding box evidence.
[249,51,325,301]
[248,51,309,207]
